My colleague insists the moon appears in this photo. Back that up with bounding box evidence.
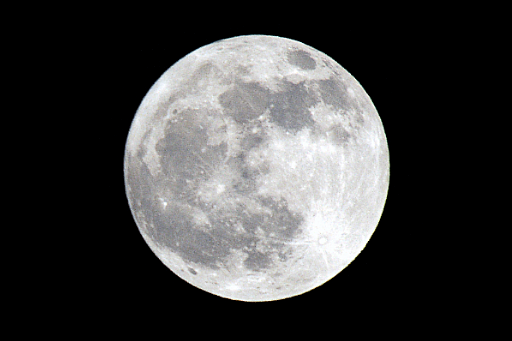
[124,35,389,301]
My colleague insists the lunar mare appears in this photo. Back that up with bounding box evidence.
[124,35,389,301]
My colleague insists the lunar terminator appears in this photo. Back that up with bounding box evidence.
[124,35,389,301]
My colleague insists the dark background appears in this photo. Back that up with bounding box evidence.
[44,14,462,327]
[12,2,499,334]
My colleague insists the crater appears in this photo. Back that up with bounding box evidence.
[329,124,352,145]
[185,62,217,93]
[287,49,317,70]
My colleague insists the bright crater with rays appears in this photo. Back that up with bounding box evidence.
[124,35,389,301]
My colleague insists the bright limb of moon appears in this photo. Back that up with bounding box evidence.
[124,35,389,301]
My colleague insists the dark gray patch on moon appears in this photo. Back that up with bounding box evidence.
[219,79,319,134]
[278,249,292,262]
[157,193,304,272]
[315,77,366,137]
[317,77,358,113]
[243,250,272,271]
[232,154,260,192]
[218,81,270,124]
[151,204,232,269]
[329,124,352,145]
[125,105,306,272]
[256,197,304,240]
[268,81,318,133]
[185,62,216,92]
[156,109,227,201]
[164,62,220,106]
[287,49,317,70]
[125,155,155,215]
[241,133,264,152]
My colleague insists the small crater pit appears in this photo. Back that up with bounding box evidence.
[329,124,352,145]
[318,236,328,245]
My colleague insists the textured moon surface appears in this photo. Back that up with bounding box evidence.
[124,35,389,301]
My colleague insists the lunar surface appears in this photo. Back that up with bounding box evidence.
[124,35,389,301]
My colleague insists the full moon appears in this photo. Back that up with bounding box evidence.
[124,35,389,301]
